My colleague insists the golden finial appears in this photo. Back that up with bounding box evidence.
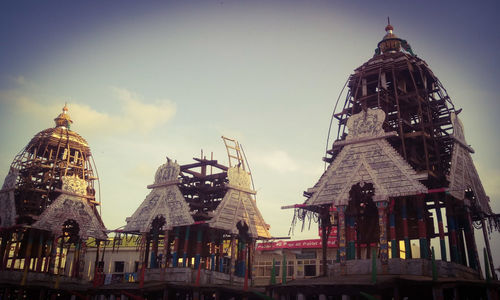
[54,103,73,129]
[378,17,401,54]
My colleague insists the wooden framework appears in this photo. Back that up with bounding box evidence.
[0,106,107,299]
[117,138,270,299]
[280,23,499,299]
[0,105,100,227]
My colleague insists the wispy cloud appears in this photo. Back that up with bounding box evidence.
[255,150,299,173]
[1,85,176,136]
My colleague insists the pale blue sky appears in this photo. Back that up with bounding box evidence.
[1,0,499,270]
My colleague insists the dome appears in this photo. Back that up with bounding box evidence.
[327,25,456,189]
[4,105,100,225]
[378,24,401,53]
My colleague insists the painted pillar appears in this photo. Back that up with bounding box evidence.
[434,197,447,261]
[219,236,225,273]
[210,235,216,271]
[163,229,169,268]
[237,239,247,277]
[249,239,255,285]
[92,240,100,287]
[463,207,480,272]
[242,241,248,290]
[320,209,329,276]
[139,233,148,288]
[377,201,389,265]
[416,196,429,259]
[446,201,459,263]
[347,215,355,260]
[151,227,159,269]
[401,198,412,259]
[182,227,191,267]
[337,205,347,271]
[389,199,398,258]
[229,235,236,283]
[144,234,151,270]
[172,227,180,267]
[194,229,203,270]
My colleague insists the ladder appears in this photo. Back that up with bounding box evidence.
[221,136,246,171]
[221,136,257,200]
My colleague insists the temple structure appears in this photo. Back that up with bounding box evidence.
[86,137,271,299]
[0,106,107,299]
[276,23,500,299]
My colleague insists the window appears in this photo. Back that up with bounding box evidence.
[114,261,124,273]
[134,261,140,273]
[304,264,316,276]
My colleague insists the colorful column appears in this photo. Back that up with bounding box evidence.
[162,229,169,268]
[172,227,180,267]
[92,240,101,287]
[194,229,203,270]
[337,205,347,269]
[377,201,389,264]
[182,226,191,267]
[240,239,247,278]
[446,201,459,263]
[401,198,412,259]
[347,215,355,260]
[143,234,151,271]
[219,237,225,273]
[150,227,159,269]
[389,199,398,258]
[210,235,216,271]
[416,196,429,259]
[230,236,236,283]
[434,197,447,261]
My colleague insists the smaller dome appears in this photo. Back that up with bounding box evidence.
[54,103,73,128]
[28,104,90,155]
[378,23,401,54]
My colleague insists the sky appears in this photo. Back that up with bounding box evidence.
[1,0,499,272]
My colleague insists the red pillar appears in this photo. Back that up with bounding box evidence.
[377,201,389,264]
[338,205,347,270]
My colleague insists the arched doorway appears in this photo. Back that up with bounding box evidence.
[346,182,378,259]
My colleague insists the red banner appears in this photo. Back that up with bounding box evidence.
[256,238,337,251]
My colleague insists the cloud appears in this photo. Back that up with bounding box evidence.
[109,87,176,133]
[1,85,176,136]
[255,150,299,173]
